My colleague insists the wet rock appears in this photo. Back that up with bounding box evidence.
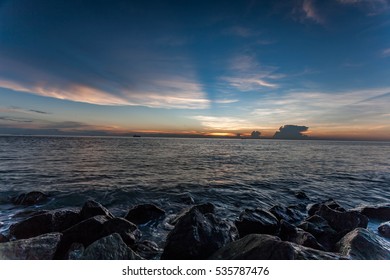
[378,222,390,238]
[179,193,195,204]
[11,191,49,206]
[298,215,339,251]
[336,228,390,260]
[317,205,368,233]
[161,205,238,260]
[133,240,161,260]
[55,215,111,259]
[80,233,143,260]
[0,233,62,260]
[235,208,280,237]
[103,217,141,246]
[269,205,306,224]
[279,220,325,251]
[210,234,345,260]
[308,199,346,216]
[295,191,309,200]
[0,233,9,243]
[170,203,215,225]
[125,204,165,225]
[9,209,81,239]
[79,200,114,220]
[66,243,84,260]
[353,205,390,220]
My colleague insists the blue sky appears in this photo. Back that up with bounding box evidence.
[0,0,390,139]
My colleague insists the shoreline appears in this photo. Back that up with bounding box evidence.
[0,191,389,260]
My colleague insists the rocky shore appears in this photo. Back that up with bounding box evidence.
[0,191,389,260]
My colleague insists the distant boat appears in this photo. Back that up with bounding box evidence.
[133,135,141,137]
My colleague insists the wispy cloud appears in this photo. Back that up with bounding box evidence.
[0,106,50,115]
[190,115,256,131]
[213,99,239,104]
[382,48,390,57]
[337,0,390,15]
[302,0,325,24]
[0,116,33,123]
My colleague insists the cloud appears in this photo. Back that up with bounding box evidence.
[337,0,390,15]
[0,106,50,115]
[382,48,390,57]
[213,99,239,104]
[301,0,325,24]
[190,115,256,131]
[0,116,33,123]
[273,125,309,139]
[225,26,261,38]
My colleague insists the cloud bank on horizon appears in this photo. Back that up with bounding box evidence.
[0,0,390,140]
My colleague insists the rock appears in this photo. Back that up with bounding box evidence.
[0,233,9,243]
[298,215,339,251]
[161,205,238,260]
[170,203,215,225]
[279,220,325,251]
[11,191,49,206]
[9,209,81,239]
[80,233,143,260]
[79,200,114,220]
[336,228,390,260]
[103,217,141,246]
[54,215,111,259]
[378,222,390,238]
[353,205,390,220]
[295,191,309,200]
[133,240,161,260]
[0,233,62,260]
[308,199,346,216]
[269,205,306,224]
[66,243,85,260]
[125,204,165,225]
[235,208,279,237]
[317,205,368,233]
[210,234,345,260]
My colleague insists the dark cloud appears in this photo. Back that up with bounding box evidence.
[0,116,33,123]
[273,125,309,139]
[251,130,261,138]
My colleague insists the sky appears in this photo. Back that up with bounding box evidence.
[0,0,390,140]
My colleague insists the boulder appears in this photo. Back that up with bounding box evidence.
[295,191,309,200]
[66,243,85,260]
[170,203,215,225]
[298,215,339,251]
[0,233,62,260]
[11,191,49,206]
[353,205,390,220]
[80,233,143,260]
[79,200,114,220]
[0,233,9,243]
[9,209,81,239]
[235,208,279,237]
[279,220,325,251]
[317,205,368,233]
[210,234,345,260]
[336,228,390,260]
[269,205,306,224]
[103,217,141,246]
[378,222,390,238]
[161,205,238,260]
[308,199,346,216]
[133,240,161,260]
[124,204,165,225]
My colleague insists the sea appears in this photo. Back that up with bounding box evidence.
[1,136,389,246]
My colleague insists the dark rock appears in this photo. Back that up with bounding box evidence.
[353,205,390,220]
[279,220,325,251]
[210,234,345,260]
[79,200,114,220]
[179,193,195,204]
[125,204,165,225]
[0,233,62,260]
[308,199,346,216]
[295,191,309,200]
[133,240,161,260]
[170,203,215,225]
[0,233,9,243]
[80,233,143,260]
[103,217,141,246]
[317,205,368,233]
[55,215,111,259]
[336,228,390,260]
[66,243,85,260]
[161,205,238,260]
[9,209,81,239]
[269,205,306,224]
[11,191,49,206]
[378,221,390,238]
[235,208,280,237]
[298,215,339,251]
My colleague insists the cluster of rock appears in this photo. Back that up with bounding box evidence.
[0,191,389,260]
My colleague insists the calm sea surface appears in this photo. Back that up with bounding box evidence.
[1,136,390,243]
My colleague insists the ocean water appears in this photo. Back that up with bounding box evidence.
[0,136,390,245]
